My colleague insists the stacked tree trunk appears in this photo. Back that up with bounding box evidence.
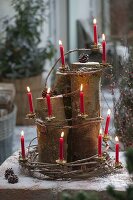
[70,63,102,161]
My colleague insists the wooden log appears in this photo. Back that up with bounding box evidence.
[54,71,71,95]
[71,63,102,118]
[70,62,102,161]
[70,120,101,161]
[54,71,72,162]
[36,95,68,163]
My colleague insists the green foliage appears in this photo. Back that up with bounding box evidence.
[62,191,99,200]
[126,148,133,174]
[107,185,133,200]
[107,185,126,200]
[62,193,73,200]
[0,0,55,78]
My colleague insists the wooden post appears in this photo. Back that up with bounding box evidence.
[70,63,102,161]
[36,95,68,163]
[54,71,72,162]
[70,63,101,118]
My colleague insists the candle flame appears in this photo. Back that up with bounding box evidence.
[102,33,105,41]
[93,18,97,24]
[107,109,111,115]
[61,131,64,138]
[115,136,119,142]
[27,86,30,92]
[47,88,50,94]
[59,40,62,45]
[21,130,24,136]
[80,84,83,92]
[99,128,102,135]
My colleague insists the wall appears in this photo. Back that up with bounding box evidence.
[49,0,68,59]
[69,0,89,62]
[110,0,128,36]
[0,0,14,32]
[101,0,110,37]
[0,0,14,18]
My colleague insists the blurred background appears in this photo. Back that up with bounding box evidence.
[0,0,132,164]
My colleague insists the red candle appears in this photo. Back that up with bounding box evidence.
[80,84,85,114]
[59,40,65,67]
[21,130,25,159]
[98,129,102,157]
[102,33,106,63]
[59,132,64,160]
[93,18,98,45]
[115,136,119,163]
[27,86,34,113]
[46,88,52,117]
[104,109,111,136]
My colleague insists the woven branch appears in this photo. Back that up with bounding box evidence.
[35,117,103,131]
[19,140,118,180]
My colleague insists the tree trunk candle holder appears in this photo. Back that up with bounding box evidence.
[22,49,114,170]
[18,48,124,181]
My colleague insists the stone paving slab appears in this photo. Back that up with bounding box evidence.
[0,152,131,200]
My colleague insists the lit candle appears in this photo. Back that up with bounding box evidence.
[46,88,52,117]
[102,33,106,63]
[27,86,34,113]
[104,109,111,136]
[93,18,98,46]
[59,132,64,160]
[115,136,119,163]
[21,130,25,159]
[59,40,65,67]
[80,84,85,114]
[98,129,102,157]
